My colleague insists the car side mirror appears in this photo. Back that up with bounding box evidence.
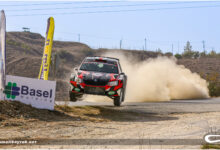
[120,72,125,75]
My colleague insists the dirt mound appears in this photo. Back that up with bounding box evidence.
[0,100,169,127]
[0,100,51,120]
[0,100,115,126]
[0,100,78,127]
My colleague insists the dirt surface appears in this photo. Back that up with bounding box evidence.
[0,98,220,149]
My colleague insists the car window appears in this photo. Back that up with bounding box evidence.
[80,62,119,74]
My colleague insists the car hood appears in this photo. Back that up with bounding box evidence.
[78,71,117,81]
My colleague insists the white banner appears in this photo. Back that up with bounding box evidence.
[4,75,56,110]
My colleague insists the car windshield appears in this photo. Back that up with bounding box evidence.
[80,62,119,74]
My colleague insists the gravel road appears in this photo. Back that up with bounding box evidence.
[1,98,220,149]
[58,97,220,114]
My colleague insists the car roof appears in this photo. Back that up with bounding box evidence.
[85,56,119,62]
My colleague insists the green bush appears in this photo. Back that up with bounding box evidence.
[205,72,220,97]
[182,51,200,59]
[208,82,220,97]
[200,51,206,57]
[182,51,194,58]
[174,54,182,59]
[165,52,173,57]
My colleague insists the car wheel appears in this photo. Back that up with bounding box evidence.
[114,96,121,106]
[113,88,125,106]
[69,91,78,102]
[122,76,127,102]
[69,90,83,102]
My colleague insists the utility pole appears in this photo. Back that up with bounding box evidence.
[120,39,122,49]
[144,38,147,51]
[202,40,206,53]
[172,44,174,54]
[178,42,179,54]
[78,34,80,42]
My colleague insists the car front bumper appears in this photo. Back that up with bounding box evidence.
[70,80,123,97]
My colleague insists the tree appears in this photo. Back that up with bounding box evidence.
[182,41,194,58]
[208,49,217,57]
[184,41,192,52]
[193,51,200,59]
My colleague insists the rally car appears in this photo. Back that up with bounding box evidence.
[69,56,127,106]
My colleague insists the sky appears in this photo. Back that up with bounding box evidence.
[0,1,220,54]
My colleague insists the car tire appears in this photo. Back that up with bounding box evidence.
[69,90,83,102]
[114,87,125,106]
[114,96,121,106]
[122,76,127,102]
[69,91,78,102]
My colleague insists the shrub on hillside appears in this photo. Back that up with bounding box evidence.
[202,72,220,97]
[165,52,173,57]
[175,54,182,59]
[200,51,206,57]
[208,82,220,97]
[182,51,194,58]
[182,51,200,59]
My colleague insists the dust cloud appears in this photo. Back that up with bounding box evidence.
[85,52,209,102]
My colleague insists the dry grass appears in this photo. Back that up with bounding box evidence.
[55,105,106,122]
[202,144,220,149]
[55,105,145,122]
[0,101,162,127]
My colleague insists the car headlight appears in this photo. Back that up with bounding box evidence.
[108,81,118,86]
[118,75,124,80]
[75,77,82,84]
[70,73,75,81]
[70,73,75,78]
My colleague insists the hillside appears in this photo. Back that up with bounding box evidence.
[5,32,220,100]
